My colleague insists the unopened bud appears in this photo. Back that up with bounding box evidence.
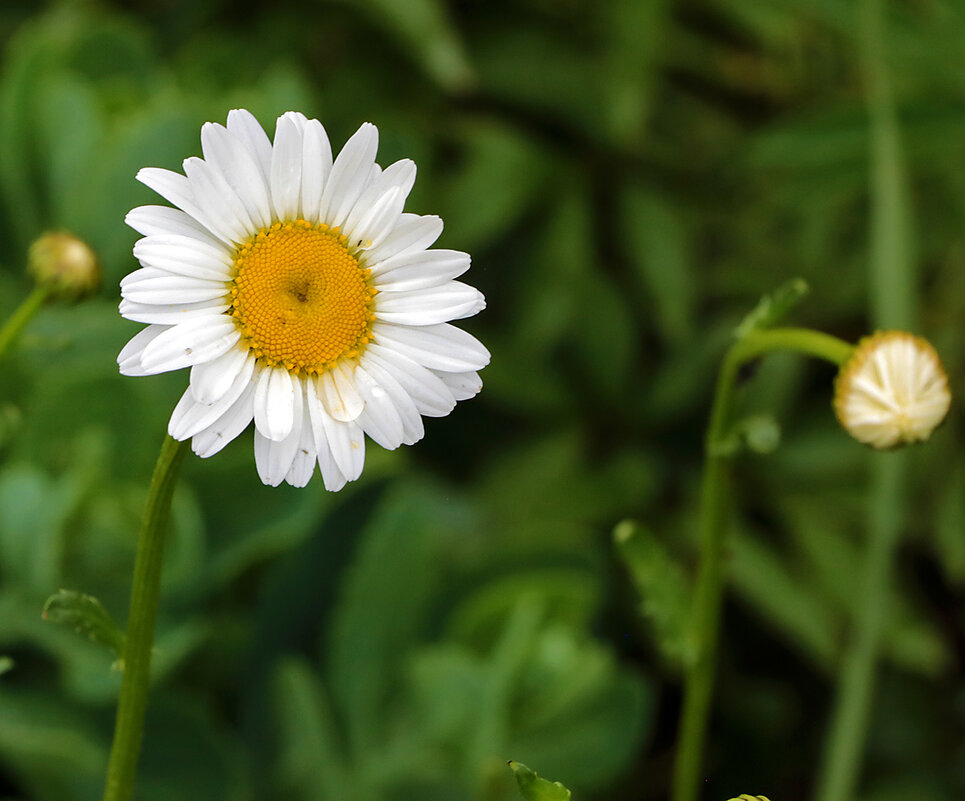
[27,231,100,300]
[834,331,951,449]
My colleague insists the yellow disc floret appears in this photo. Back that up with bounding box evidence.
[229,220,376,374]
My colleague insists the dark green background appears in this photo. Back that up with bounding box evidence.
[0,1,962,799]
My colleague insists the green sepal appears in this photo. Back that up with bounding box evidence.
[614,520,694,669]
[42,589,126,663]
[734,278,809,340]
[508,761,572,801]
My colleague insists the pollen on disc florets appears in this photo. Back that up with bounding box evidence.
[228,219,378,375]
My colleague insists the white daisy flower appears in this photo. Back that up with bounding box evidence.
[118,110,488,489]
[833,330,951,449]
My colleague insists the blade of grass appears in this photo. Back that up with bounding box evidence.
[813,2,915,800]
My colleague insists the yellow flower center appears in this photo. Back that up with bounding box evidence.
[229,220,376,374]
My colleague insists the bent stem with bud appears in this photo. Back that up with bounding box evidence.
[0,231,100,362]
[671,323,853,801]
[102,436,187,801]
[670,295,950,801]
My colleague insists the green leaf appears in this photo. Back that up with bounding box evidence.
[42,590,125,661]
[327,485,457,756]
[623,187,695,344]
[0,464,75,592]
[734,278,810,339]
[0,656,12,677]
[271,658,350,801]
[442,122,549,250]
[0,685,105,800]
[613,521,693,668]
[936,462,965,584]
[509,625,653,789]
[344,0,474,92]
[508,761,571,801]
[600,0,671,146]
[728,527,839,671]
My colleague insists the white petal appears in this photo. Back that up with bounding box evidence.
[182,157,255,244]
[372,322,490,372]
[117,325,170,376]
[371,249,470,291]
[363,213,443,265]
[121,268,229,305]
[140,317,241,374]
[358,353,424,445]
[299,118,333,221]
[270,115,303,221]
[189,346,253,405]
[343,158,416,246]
[434,369,482,401]
[305,380,349,491]
[254,381,304,486]
[137,167,235,246]
[200,122,273,230]
[318,122,379,229]
[169,352,256,439]
[281,110,309,131]
[191,382,256,458]
[317,363,365,422]
[226,109,273,180]
[286,387,318,487]
[253,364,296,441]
[119,298,229,325]
[354,364,406,450]
[343,187,403,254]
[126,206,224,250]
[363,343,455,417]
[312,393,365,482]
[375,282,486,325]
[133,235,233,281]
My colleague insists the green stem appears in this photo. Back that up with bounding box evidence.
[814,0,915,798]
[102,435,188,801]
[671,326,852,801]
[814,454,903,801]
[0,286,49,362]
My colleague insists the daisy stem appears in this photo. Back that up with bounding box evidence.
[102,435,188,801]
[671,326,852,801]
[0,285,49,362]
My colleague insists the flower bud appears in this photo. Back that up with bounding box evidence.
[27,231,100,300]
[834,331,951,449]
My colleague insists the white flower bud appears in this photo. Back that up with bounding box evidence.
[834,331,951,449]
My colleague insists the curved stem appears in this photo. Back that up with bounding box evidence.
[102,435,188,801]
[671,326,852,801]
[0,286,49,362]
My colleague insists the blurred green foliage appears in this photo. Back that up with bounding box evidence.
[0,1,962,800]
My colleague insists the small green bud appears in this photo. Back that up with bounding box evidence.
[27,231,100,300]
